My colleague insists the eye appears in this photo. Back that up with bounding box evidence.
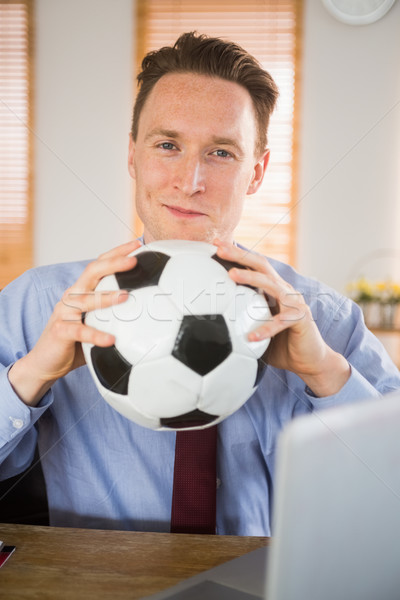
[212,149,232,159]
[158,142,176,151]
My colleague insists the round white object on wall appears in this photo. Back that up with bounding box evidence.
[321,0,397,25]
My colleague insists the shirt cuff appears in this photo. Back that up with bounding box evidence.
[305,365,380,410]
[0,365,53,443]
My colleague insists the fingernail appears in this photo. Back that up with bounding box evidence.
[249,330,262,341]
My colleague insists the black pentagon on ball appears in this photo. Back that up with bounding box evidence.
[254,358,267,388]
[161,409,218,429]
[115,251,170,291]
[172,314,232,376]
[91,345,132,395]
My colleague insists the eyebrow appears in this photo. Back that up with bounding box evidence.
[144,128,179,142]
[211,136,244,155]
[144,128,244,155]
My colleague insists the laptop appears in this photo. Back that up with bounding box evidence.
[142,389,400,600]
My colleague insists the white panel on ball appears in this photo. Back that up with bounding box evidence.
[84,351,161,430]
[85,304,118,337]
[112,287,182,366]
[199,352,259,416]
[159,253,237,316]
[224,286,271,359]
[129,356,201,418]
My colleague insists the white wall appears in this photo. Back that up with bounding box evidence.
[34,0,134,266]
[33,0,400,296]
[297,0,400,293]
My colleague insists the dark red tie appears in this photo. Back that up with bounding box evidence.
[170,425,218,534]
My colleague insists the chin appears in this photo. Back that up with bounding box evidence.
[172,231,215,243]
[148,226,217,245]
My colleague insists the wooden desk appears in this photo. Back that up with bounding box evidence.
[0,523,269,599]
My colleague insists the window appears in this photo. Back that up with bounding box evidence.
[135,0,302,265]
[0,0,33,289]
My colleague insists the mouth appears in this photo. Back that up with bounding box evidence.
[163,204,207,218]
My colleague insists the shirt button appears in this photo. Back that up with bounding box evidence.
[10,417,24,430]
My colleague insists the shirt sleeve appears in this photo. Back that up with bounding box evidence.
[305,364,381,410]
[0,365,54,478]
[0,271,54,478]
[269,259,400,408]
[305,292,400,408]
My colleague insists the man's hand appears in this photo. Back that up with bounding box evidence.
[214,240,350,397]
[8,240,141,406]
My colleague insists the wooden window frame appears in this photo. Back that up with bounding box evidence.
[0,0,34,289]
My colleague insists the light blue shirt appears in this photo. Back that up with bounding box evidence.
[1,255,399,535]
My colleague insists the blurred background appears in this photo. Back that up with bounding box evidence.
[1,0,400,298]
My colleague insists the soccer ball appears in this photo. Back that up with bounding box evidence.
[82,240,271,430]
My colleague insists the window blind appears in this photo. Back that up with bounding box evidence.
[0,0,33,289]
[135,0,302,265]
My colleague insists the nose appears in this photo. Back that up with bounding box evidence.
[174,156,206,196]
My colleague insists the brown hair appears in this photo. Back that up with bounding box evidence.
[131,32,279,157]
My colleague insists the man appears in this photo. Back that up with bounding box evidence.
[1,33,399,535]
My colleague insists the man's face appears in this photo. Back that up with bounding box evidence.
[128,72,269,244]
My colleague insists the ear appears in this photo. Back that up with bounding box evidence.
[247,149,270,195]
[128,133,136,180]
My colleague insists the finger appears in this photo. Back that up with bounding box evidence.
[74,253,138,292]
[97,239,142,261]
[54,320,116,347]
[228,264,293,303]
[61,289,130,318]
[79,323,116,347]
[214,239,284,285]
[73,239,142,292]
[248,306,307,342]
